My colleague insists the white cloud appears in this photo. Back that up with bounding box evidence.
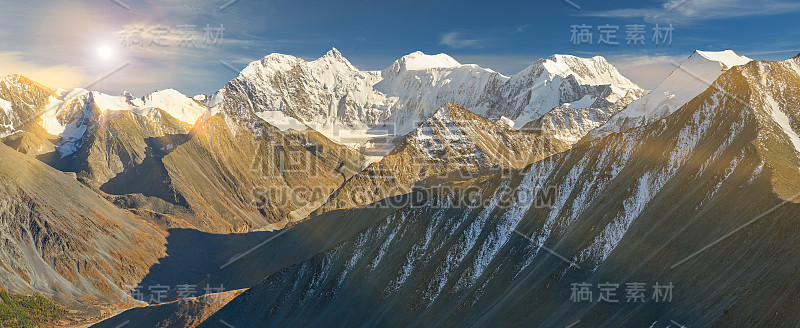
[439,32,481,49]
[582,0,800,23]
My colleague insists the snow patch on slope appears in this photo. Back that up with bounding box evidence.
[764,93,800,154]
[39,96,65,135]
[0,98,12,114]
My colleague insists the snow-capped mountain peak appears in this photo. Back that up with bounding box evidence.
[384,51,462,75]
[321,47,347,61]
[314,47,358,70]
[245,53,304,76]
[535,54,640,90]
[496,54,644,123]
[134,88,209,124]
[1,74,32,86]
[28,86,210,157]
[219,49,643,156]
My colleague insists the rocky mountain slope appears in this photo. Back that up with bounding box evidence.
[316,102,569,212]
[0,76,369,233]
[196,55,800,327]
[0,142,166,322]
[0,50,643,233]
[4,49,796,327]
[0,75,58,138]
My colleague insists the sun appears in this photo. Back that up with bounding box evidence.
[97,45,114,60]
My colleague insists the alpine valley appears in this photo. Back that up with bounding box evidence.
[1,48,799,328]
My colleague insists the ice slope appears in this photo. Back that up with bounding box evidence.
[588,50,752,139]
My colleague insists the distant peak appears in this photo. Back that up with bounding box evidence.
[1,74,34,85]
[150,88,182,95]
[690,50,752,68]
[529,54,614,77]
[55,88,71,98]
[324,47,344,58]
[0,75,54,94]
[316,47,356,69]
[141,89,195,103]
[386,51,461,74]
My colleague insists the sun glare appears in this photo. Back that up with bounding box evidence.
[97,45,114,60]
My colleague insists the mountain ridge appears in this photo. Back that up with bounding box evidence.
[219,48,644,148]
[194,52,800,328]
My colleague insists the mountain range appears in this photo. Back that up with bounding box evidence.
[0,48,798,327]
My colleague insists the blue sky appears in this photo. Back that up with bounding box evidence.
[2,0,799,95]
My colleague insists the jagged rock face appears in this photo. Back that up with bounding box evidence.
[318,103,570,212]
[734,56,800,198]
[482,55,644,123]
[0,143,166,319]
[222,50,391,132]
[65,107,359,233]
[221,50,644,140]
[199,58,800,327]
[0,75,59,138]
